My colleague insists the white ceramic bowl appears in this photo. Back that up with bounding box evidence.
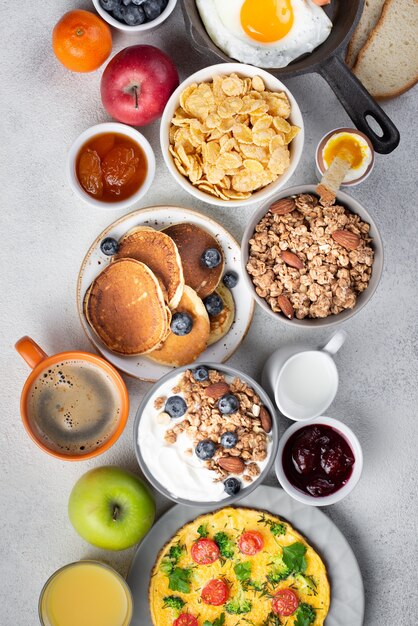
[241,184,384,327]
[315,127,375,187]
[92,0,177,33]
[160,63,304,207]
[275,416,363,506]
[66,122,155,210]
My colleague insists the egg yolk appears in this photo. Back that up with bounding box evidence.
[323,134,366,170]
[240,0,294,43]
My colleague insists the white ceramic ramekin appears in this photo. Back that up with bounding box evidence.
[66,122,155,210]
[160,63,304,207]
[275,416,363,506]
[92,0,177,33]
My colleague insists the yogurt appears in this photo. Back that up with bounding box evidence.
[137,370,272,502]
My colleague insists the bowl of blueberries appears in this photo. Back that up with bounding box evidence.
[134,362,279,507]
[93,0,177,31]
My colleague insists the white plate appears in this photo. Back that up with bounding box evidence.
[77,206,254,381]
[127,485,364,626]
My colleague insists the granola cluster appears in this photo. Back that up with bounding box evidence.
[154,369,271,484]
[247,193,374,319]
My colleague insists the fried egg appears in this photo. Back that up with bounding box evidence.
[196,0,332,68]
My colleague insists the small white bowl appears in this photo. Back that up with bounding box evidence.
[92,0,177,33]
[66,122,155,211]
[160,63,304,207]
[275,416,363,506]
[315,127,375,187]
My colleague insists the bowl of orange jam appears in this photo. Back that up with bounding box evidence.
[316,127,374,187]
[67,122,155,209]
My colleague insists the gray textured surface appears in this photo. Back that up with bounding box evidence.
[0,2,416,624]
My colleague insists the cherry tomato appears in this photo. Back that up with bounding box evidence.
[173,614,198,626]
[238,530,264,555]
[272,589,299,616]
[201,579,229,606]
[191,538,220,565]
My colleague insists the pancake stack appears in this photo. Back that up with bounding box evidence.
[84,222,236,365]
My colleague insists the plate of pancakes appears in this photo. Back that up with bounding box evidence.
[77,206,254,381]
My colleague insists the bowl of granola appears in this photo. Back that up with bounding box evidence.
[160,63,304,206]
[242,185,383,327]
[134,363,278,506]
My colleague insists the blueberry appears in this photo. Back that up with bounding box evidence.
[111,4,126,21]
[122,0,131,5]
[100,237,119,256]
[195,439,216,460]
[192,366,209,382]
[220,431,238,449]
[171,312,193,336]
[223,271,239,289]
[99,0,119,10]
[224,477,241,496]
[204,293,224,317]
[218,393,239,415]
[165,396,187,419]
[132,0,146,4]
[201,248,222,269]
[143,0,168,21]
[123,4,146,24]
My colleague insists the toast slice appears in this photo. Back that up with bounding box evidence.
[346,0,386,68]
[352,0,418,99]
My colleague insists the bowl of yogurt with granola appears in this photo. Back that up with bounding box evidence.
[134,363,278,506]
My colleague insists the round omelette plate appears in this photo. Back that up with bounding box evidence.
[127,485,364,626]
[77,206,254,381]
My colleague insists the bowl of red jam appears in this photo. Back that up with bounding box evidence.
[275,417,363,506]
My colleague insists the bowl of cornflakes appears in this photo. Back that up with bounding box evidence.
[160,63,304,206]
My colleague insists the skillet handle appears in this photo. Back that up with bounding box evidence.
[319,56,400,154]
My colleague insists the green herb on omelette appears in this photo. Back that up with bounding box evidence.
[168,567,192,594]
[214,531,235,559]
[257,513,287,537]
[197,524,209,538]
[203,613,225,626]
[162,595,185,614]
[294,603,316,626]
[282,542,307,574]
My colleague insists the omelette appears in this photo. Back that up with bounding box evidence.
[150,507,330,626]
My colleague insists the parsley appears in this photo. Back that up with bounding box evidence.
[197,524,209,538]
[258,513,287,537]
[162,595,185,613]
[214,531,235,559]
[203,613,225,626]
[168,567,192,594]
[234,561,252,581]
[294,603,316,626]
[282,542,307,574]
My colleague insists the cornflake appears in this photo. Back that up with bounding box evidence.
[168,73,300,200]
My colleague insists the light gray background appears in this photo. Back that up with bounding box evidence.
[0,2,416,624]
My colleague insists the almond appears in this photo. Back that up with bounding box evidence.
[277,294,294,319]
[204,382,230,399]
[332,229,361,250]
[269,197,296,215]
[281,250,304,269]
[218,456,245,474]
[259,406,272,433]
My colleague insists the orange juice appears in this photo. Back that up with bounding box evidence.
[39,561,132,626]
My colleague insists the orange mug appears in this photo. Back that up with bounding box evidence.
[15,336,129,461]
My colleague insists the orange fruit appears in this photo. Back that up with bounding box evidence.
[52,10,112,73]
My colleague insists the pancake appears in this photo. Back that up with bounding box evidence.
[147,285,210,366]
[150,507,330,626]
[84,258,168,356]
[207,282,235,346]
[163,223,224,299]
[114,226,184,309]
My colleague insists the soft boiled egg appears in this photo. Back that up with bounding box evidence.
[196,0,332,68]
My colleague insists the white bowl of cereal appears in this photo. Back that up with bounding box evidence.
[241,184,383,327]
[134,362,278,507]
[160,63,304,207]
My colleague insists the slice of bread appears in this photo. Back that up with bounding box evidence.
[352,0,418,99]
[346,0,387,68]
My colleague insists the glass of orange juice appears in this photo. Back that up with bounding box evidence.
[39,560,133,626]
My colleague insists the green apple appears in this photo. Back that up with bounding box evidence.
[68,466,155,551]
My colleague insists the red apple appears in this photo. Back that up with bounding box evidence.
[101,45,179,126]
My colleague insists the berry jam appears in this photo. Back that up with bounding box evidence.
[282,424,355,497]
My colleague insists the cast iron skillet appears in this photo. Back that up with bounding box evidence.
[181,0,400,154]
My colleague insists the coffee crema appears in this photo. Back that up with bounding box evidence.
[27,359,121,455]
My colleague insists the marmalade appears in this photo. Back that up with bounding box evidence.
[76,132,147,202]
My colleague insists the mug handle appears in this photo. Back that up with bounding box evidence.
[15,336,48,369]
[322,330,347,356]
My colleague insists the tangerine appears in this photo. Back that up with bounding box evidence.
[52,10,112,73]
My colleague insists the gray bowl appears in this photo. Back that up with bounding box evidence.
[133,363,279,508]
[241,184,384,328]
